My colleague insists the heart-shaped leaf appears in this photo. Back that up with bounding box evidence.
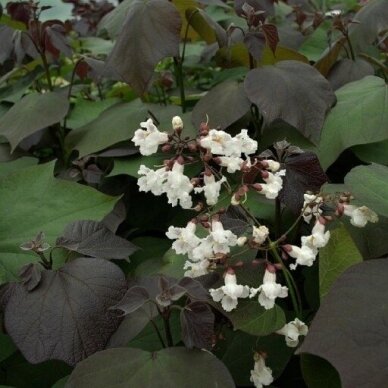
[4,257,126,366]
[0,92,69,151]
[56,220,138,260]
[192,80,251,130]
[0,162,117,284]
[298,259,388,388]
[318,76,388,169]
[244,61,336,145]
[319,223,362,297]
[327,58,374,90]
[106,0,181,95]
[66,347,235,387]
[181,301,214,349]
[344,163,388,217]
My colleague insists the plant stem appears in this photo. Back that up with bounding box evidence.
[149,318,166,348]
[162,312,174,347]
[344,32,355,61]
[173,57,186,113]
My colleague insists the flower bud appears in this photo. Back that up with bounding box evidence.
[231,193,241,205]
[161,144,172,153]
[252,183,262,192]
[237,236,247,246]
[193,202,204,212]
[261,170,269,179]
[199,122,209,135]
[172,116,183,133]
[187,142,198,152]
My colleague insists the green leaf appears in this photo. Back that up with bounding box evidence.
[0,157,38,179]
[319,223,362,297]
[66,98,120,130]
[299,22,332,62]
[300,354,341,388]
[66,99,148,157]
[0,92,69,151]
[66,347,235,387]
[344,163,388,217]
[0,333,16,363]
[0,162,117,284]
[225,300,286,336]
[260,45,309,65]
[318,76,388,169]
[244,61,336,145]
[106,0,181,95]
[352,139,388,165]
[192,80,251,130]
[298,259,388,388]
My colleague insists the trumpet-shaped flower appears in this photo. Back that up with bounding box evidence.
[288,245,317,270]
[250,269,288,310]
[200,129,233,155]
[137,165,167,196]
[219,156,244,173]
[302,193,323,223]
[276,318,308,347]
[343,205,378,228]
[301,221,330,251]
[194,174,226,205]
[210,271,250,311]
[210,220,238,254]
[252,225,269,245]
[259,170,286,199]
[250,354,274,388]
[132,119,168,156]
[235,129,258,155]
[183,259,210,278]
[166,222,201,255]
[262,159,280,172]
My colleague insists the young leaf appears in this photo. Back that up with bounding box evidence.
[244,61,336,145]
[56,220,138,260]
[4,257,126,366]
[113,286,151,315]
[181,301,214,349]
[0,92,69,151]
[66,347,235,387]
[0,162,117,284]
[192,80,251,130]
[106,0,182,95]
[298,259,388,388]
[318,76,388,169]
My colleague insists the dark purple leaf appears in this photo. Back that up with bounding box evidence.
[45,24,72,58]
[6,2,31,25]
[181,301,214,349]
[279,151,327,213]
[244,32,266,60]
[178,277,210,301]
[66,347,235,387]
[106,0,181,95]
[56,220,138,260]
[298,259,388,388]
[262,23,279,54]
[327,58,374,90]
[112,286,150,315]
[102,199,127,233]
[4,257,126,366]
[220,205,250,235]
[156,276,187,307]
[235,0,274,17]
[18,263,42,292]
[192,80,251,130]
[244,61,336,145]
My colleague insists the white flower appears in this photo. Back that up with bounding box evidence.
[276,318,308,347]
[194,174,226,206]
[132,119,168,156]
[250,354,274,388]
[234,129,257,155]
[209,272,250,311]
[252,225,269,245]
[302,193,323,223]
[190,236,214,262]
[183,259,210,278]
[259,170,286,199]
[164,162,194,209]
[262,159,280,172]
[200,129,233,155]
[237,236,247,246]
[219,156,244,173]
[250,269,288,310]
[172,116,183,130]
[301,221,330,251]
[288,245,317,270]
[166,222,201,255]
[209,220,238,254]
[343,205,378,228]
[137,165,167,196]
